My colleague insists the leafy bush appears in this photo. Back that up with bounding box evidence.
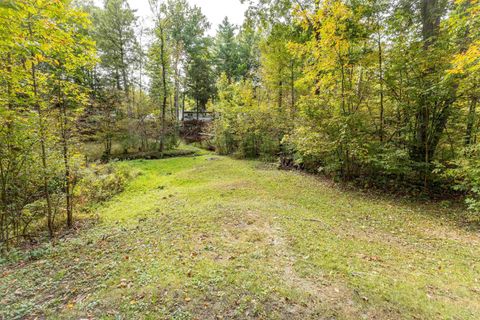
[213,76,284,160]
[442,145,480,212]
[76,163,134,207]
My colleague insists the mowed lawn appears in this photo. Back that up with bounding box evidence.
[1,155,479,319]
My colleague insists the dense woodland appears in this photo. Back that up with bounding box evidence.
[0,0,479,249]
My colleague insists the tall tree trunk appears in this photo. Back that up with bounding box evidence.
[28,18,54,238]
[411,0,443,167]
[32,63,54,238]
[421,0,441,50]
[118,26,131,117]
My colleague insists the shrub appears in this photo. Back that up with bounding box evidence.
[76,163,133,207]
[442,145,480,212]
[213,76,284,160]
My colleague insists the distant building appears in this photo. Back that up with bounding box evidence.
[180,111,215,122]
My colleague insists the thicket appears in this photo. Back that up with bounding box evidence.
[0,0,99,250]
[212,0,480,204]
[0,0,217,251]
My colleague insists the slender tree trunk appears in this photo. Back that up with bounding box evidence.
[32,63,54,238]
[340,61,347,115]
[59,98,73,228]
[290,59,295,114]
[182,91,186,121]
[377,24,385,143]
[278,62,284,111]
[115,68,121,91]
[104,110,113,161]
[196,99,199,120]
[0,169,7,251]
[28,17,54,238]
[1,53,13,249]
[159,24,168,153]
[339,57,352,178]
[465,97,477,147]
[421,0,441,50]
[278,80,283,111]
[174,51,180,121]
[119,27,131,117]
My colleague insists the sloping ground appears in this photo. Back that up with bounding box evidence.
[1,156,479,319]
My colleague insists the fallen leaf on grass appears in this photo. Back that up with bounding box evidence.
[117,279,131,288]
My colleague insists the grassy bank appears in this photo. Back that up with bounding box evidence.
[1,155,479,319]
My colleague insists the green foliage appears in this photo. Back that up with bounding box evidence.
[93,0,138,92]
[213,76,283,159]
[76,163,133,206]
[215,0,480,200]
[186,38,216,111]
[0,0,96,248]
[1,0,479,251]
[214,17,240,82]
[443,144,480,212]
[213,17,257,82]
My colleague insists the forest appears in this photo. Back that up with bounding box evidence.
[1,0,480,318]
[2,0,479,247]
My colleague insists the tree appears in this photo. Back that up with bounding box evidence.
[410,0,456,181]
[148,0,171,153]
[94,0,138,112]
[0,0,96,244]
[48,7,96,228]
[186,37,216,113]
[214,17,241,82]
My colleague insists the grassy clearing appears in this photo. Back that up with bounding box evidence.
[1,155,479,319]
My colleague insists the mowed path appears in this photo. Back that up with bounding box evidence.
[1,156,480,319]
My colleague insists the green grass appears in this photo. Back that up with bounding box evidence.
[1,155,479,319]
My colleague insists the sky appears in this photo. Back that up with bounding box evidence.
[124,0,249,36]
